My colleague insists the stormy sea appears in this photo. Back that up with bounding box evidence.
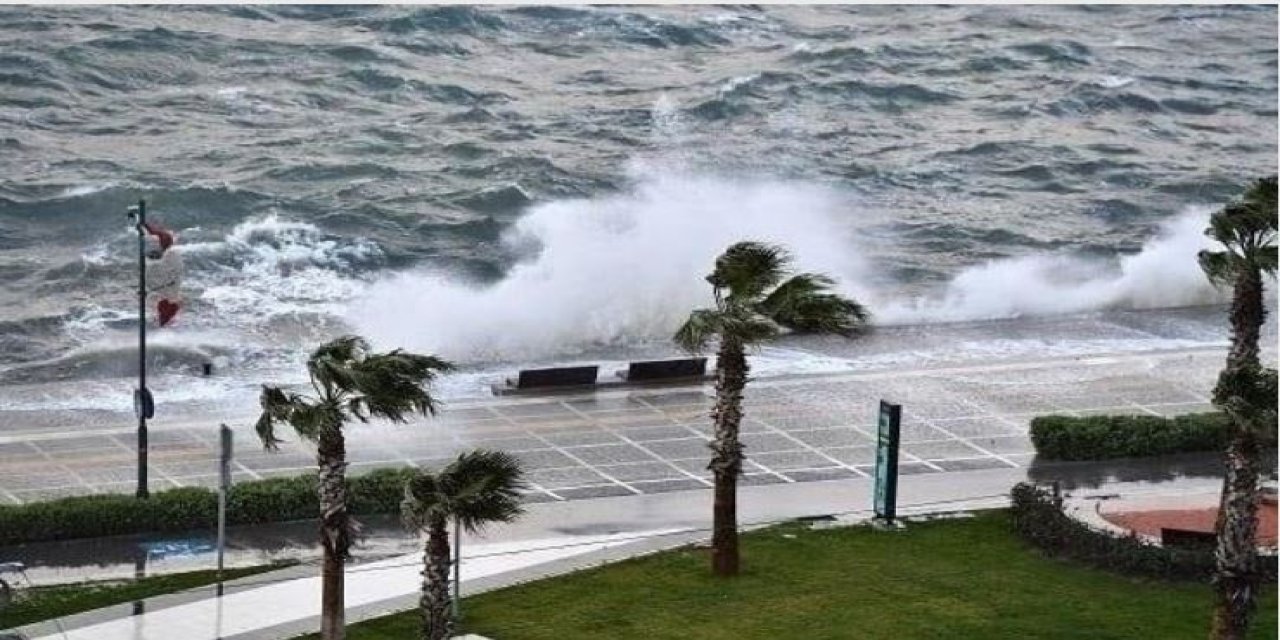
[0,4,1276,425]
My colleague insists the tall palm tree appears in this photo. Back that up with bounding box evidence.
[255,335,453,640]
[1198,176,1278,640]
[675,241,869,576]
[403,450,525,640]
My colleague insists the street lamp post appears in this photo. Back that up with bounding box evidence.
[127,199,153,499]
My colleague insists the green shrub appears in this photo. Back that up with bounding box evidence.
[0,466,429,547]
[1009,482,1277,583]
[151,486,219,531]
[349,467,416,515]
[226,474,316,525]
[1029,412,1231,460]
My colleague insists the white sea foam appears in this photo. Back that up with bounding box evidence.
[184,213,381,323]
[878,209,1230,323]
[349,170,1238,362]
[1099,75,1136,89]
[348,167,872,361]
[59,182,118,198]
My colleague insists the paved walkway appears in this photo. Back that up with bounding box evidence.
[15,528,697,640]
[0,346,1230,504]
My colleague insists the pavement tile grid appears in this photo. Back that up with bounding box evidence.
[0,351,1223,504]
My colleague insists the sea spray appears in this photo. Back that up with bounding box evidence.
[347,169,873,361]
[877,208,1230,323]
[351,179,1243,362]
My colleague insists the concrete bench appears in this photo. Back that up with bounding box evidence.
[616,358,709,383]
[495,365,599,395]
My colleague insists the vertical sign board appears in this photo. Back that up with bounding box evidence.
[873,401,902,523]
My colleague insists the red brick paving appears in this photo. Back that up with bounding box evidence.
[1103,497,1277,546]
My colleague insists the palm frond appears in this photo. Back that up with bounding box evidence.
[1257,245,1278,277]
[1204,176,1278,276]
[401,450,526,536]
[674,308,723,354]
[443,450,526,535]
[306,335,368,398]
[402,472,446,532]
[758,273,870,336]
[1198,250,1235,286]
[349,351,455,421]
[309,335,369,366]
[288,401,339,443]
[719,309,780,346]
[710,241,791,303]
[255,385,299,450]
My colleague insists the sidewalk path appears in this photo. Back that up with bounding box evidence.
[17,528,694,640]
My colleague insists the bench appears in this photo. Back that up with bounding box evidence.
[1160,527,1216,548]
[616,358,709,383]
[504,365,599,392]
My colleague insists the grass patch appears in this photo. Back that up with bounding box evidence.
[0,560,296,629]
[332,512,1277,640]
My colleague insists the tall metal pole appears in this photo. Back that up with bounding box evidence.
[134,199,149,499]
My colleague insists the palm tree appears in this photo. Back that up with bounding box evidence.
[403,450,525,640]
[255,335,453,640]
[1198,176,1278,640]
[675,241,869,576]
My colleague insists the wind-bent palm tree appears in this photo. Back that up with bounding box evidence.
[255,335,453,640]
[675,241,869,576]
[1198,176,1278,640]
[403,450,525,640]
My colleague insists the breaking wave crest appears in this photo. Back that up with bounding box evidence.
[350,169,1236,362]
[878,209,1230,323]
[348,167,872,361]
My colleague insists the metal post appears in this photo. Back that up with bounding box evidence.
[131,199,150,499]
[217,424,232,594]
[452,517,461,625]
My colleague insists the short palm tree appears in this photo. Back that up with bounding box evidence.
[255,335,453,640]
[1198,176,1278,640]
[675,241,869,576]
[403,450,526,640]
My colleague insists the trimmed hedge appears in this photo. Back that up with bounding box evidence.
[1010,482,1277,583]
[0,467,417,547]
[1029,412,1230,461]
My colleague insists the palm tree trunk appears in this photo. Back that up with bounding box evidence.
[1209,431,1261,640]
[710,338,747,577]
[317,431,351,640]
[1209,269,1266,640]
[421,517,453,640]
[1225,270,1264,368]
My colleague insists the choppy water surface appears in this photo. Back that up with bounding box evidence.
[0,5,1275,412]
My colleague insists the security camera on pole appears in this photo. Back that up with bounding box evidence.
[126,199,184,499]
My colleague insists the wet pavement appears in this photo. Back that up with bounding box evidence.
[0,515,414,587]
[0,344,1236,505]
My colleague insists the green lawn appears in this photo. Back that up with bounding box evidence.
[1,561,296,629]
[333,512,1277,640]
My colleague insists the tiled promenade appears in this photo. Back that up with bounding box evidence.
[0,345,1225,504]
